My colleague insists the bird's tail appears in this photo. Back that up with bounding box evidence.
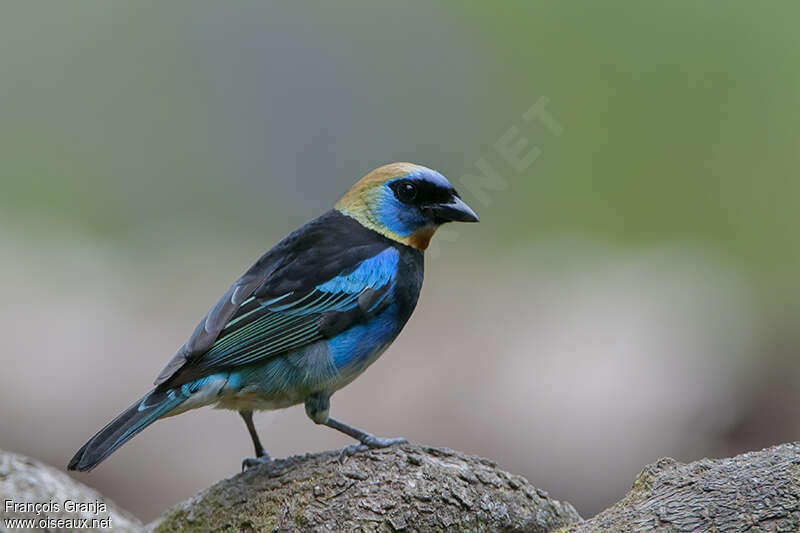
[68,386,189,472]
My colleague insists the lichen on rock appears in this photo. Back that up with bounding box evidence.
[151,444,581,533]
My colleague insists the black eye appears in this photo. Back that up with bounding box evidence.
[395,181,418,204]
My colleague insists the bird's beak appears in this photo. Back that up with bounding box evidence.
[428,196,480,223]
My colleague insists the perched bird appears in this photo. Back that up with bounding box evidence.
[68,162,478,472]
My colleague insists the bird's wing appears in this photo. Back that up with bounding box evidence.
[155,211,398,387]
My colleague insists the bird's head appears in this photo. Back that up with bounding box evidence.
[335,162,479,251]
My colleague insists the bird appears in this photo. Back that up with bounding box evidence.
[68,162,478,472]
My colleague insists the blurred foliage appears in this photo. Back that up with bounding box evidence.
[463,2,800,290]
[2,1,799,296]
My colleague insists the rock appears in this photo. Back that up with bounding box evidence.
[564,442,800,533]
[0,449,142,532]
[10,441,800,532]
[151,443,581,532]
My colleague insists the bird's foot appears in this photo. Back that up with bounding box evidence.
[241,454,273,472]
[339,436,406,459]
[362,435,407,448]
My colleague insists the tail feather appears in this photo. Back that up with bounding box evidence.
[68,387,188,472]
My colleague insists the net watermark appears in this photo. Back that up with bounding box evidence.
[429,96,564,259]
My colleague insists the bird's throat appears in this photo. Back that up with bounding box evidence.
[335,208,436,251]
[405,226,436,251]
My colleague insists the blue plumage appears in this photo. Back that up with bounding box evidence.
[377,170,453,236]
[317,247,398,293]
[68,162,477,472]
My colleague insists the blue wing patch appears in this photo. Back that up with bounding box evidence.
[316,248,398,293]
[193,248,400,371]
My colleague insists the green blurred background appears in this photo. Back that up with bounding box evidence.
[2,1,799,522]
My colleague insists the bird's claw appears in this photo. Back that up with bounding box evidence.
[241,455,273,472]
[338,436,406,460]
[362,436,407,448]
[339,443,368,459]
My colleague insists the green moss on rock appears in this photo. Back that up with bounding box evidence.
[151,444,581,532]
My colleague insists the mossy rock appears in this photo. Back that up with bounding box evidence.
[152,444,581,533]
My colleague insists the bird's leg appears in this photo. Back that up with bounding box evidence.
[305,393,406,455]
[239,410,272,471]
[325,417,408,449]
[241,410,268,457]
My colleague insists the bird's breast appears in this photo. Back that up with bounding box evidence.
[327,303,401,375]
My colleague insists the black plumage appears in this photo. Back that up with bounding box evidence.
[156,210,420,389]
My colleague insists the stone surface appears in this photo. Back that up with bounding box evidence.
[152,443,581,532]
[0,449,142,532]
[565,442,800,533]
[7,442,800,532]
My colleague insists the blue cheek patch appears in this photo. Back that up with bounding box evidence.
[375,186,428,236]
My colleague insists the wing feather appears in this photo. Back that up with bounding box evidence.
[155,212,400,388]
